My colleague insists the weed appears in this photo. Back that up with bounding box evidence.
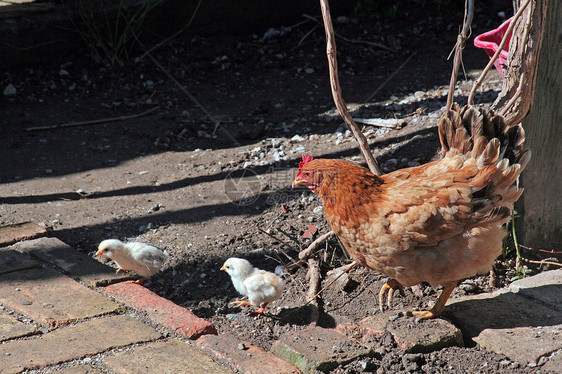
[73,0,162,64]
[502,211,526,280]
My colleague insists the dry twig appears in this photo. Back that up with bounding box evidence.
[520,257,562,267]
[468,0,532,106]
[319,0,381,176]
[364,50,417,103]
[353,117,404,129]
[302,14,395,53]
[299,231,334,260]
[134,35,240,146]
[446,0,474,111]
[26,106,160,132]
[306,258,321,324]
[284,230,334,272]
[307,261,358,303]
[520,245,562,254]
[326,260,358,276]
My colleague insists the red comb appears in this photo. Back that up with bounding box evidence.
[299,155,314,169]
[297,155,313,179]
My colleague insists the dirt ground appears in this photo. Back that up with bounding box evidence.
[0,2,554,373]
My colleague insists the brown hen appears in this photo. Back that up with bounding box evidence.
[292,104,530,319]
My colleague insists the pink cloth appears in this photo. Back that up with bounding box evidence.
[474,18,512,76]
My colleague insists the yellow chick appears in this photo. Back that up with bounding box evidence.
[96,239,168,284]
[220,257,284,315]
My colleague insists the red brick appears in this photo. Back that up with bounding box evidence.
[197,333,302,374]
[103,339,234,374]
[0,248,40,275]
[0,222,47,247]
[0,268,122,329]
[101,282,216,339]
[0,315,160,373]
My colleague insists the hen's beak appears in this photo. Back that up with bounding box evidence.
[292,178,307,188]
[220,266,226,271]
[95,249,103,256]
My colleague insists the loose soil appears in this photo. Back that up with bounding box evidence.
[0,2,554,373]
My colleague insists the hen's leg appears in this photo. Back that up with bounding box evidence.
[378,279,405,311]
[411,282,456,320]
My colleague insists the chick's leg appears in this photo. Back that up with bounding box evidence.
[411,281,457,320]
[133,277,147,285]
[251,303,269,315]
[230,300,253,308]
[378,279,405,311]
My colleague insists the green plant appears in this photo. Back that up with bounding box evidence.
[502,211,526,280]
[385,3,399,20]
[74,0,162,64]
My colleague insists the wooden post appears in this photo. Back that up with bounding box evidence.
[498,0,561,249]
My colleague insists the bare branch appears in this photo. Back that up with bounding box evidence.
[446,0,474,111]
[353,118,404,129]
[26,106,159,132]
[299,231,334,260]
[468,0,532,106]
[306,258,321,325]
[326,260,358,276]
[135,35,240,145]
[319,0,381,176]
[302,14,395,53]
[364,50,417,103]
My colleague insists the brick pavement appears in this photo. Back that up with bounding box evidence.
[0,229,560,373]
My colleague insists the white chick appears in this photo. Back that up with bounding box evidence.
[220,257,284,315]
[96,239,168,284]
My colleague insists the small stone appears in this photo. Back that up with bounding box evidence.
[359,358,377,371]
[238,343,247,350]
[336,16,350,24]
[3,83,16,96]
[226,314,239,321]
[499,359,511,367]
[537,356,549,366]
[304,68,315,74]
[402,353,423,371]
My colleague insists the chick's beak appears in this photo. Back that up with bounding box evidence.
[95,249,103,256]
[292,177,307,188]
[220,266,226,271]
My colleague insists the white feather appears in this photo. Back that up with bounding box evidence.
[97,239,168,278]
[221,257,284,307]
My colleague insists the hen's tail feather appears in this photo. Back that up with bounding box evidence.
[438,103,530,171]
[438,104,531,222]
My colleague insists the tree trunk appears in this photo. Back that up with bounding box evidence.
[503,0,561,250]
